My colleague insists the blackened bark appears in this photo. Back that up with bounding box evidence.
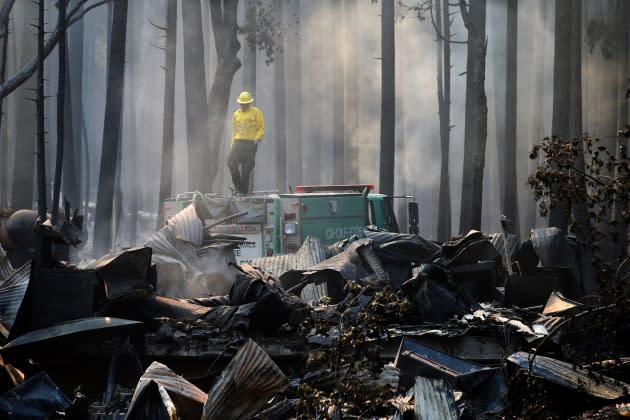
[157,0,177,230]
[207,0,241,186]
[286,0,302,186]
[274,2,287,191]
[379,0,395,196]
[11,1,37,209]
[51,0,67,226]
[35,0,46,220]
[0,3,9,206]
[549,0,571,232]
[502,0,519,235]
[181,0,211,192]
[93,0,128,256]
[332,0,344,185]
[344,0,359,184]
[459,0,487,232]
[436,0,452,242]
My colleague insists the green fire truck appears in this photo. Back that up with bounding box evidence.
[162,185,418,263]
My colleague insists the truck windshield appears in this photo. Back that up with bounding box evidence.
[381,198,400,233]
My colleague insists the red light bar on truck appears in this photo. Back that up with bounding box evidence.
[294,184,374,193]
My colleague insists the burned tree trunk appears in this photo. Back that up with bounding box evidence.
[436,0,452,242]
[51,0,67,226]
[35,0,46,220]
[274,2,287,191]
[207,0,241,187]
[93,0,128,256]
[0,1,10,207]
[286,0,302,186]
[181,0,211,192]
[11,0,37,210]
[332,0,344,185]
[379,0,395,196]
[157,0,177,230]
[344,0,359,184]
[458,0,487,233]
[502,0,519,236]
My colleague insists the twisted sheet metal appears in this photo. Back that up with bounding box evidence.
[0,246,14,284]
[251,236,327,278]
[0,263,30,337]
[202,339,288,420]
[127,361,207,419]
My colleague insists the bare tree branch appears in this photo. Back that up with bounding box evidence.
[147,17,166,32]
[0,0,15,38]
[430,0,466,44]
[0,0,112,99]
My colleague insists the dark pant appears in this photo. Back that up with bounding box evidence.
[228,140,258,194]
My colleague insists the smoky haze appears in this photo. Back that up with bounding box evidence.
[0,0,625,252]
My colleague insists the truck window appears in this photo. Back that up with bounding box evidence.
[381,198,400,233]
[368,200,376,226]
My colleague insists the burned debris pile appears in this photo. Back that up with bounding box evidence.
[0,204,629,418]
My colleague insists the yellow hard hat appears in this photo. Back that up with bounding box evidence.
[237,91,254,104]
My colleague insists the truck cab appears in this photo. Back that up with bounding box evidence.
[162,184,418,261]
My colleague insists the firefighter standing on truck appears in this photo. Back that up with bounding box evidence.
[228,91,265,196]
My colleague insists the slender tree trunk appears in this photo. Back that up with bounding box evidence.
[286,0,302,187]
[35,0,46,220]
[332,0,344,184]
[93,0,128,256]
[502,0,519,235]
[344,0,359,184]
[274,2,287,191]
[11,1,37,209]
[51,0,67,226]
[549,0,572,232]
[614,0,628,260]
[459,0,487,232]
[379,0,395,196]
[0,5,10,207]
[436,0,452,242]
[182,0,211,192]
[207,0,241,186]
[242,0,256,192]
[157,0,177,230]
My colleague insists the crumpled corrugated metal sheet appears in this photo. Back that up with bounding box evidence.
[0,246,14,285]
[364,228,441,263]
[306,238,375,281]
[145,205,238,298]
[203,339,288,420]
[251,236,327,278]
[0,263,30,339]
[0,371,71,417]
[507,351,630,399]
[126,361,207,420]
[202,196,268,223]
[530,228,574,267]
[413,376,458,420]
[441,230,500,267]
[489,233,520,263]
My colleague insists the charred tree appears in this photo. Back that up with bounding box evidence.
[435,0,453,242]
[502,0,519,235]
[11,0,37,210]
[62,1,85,216]
[51,0,67,226]
[93,0,128,256]
[242,0,256,192]
[157,0,177,230]
[0,1,11,207]
[458,0,487,233]
[379,0,395,196]
[181,0,211,192]
[274,2,287,191]
[549,0,572,232]
[332,0,344,185]
[344,0,359,184]
[286,0,302,186]
[35,0,46,220]
[207,0,241,187]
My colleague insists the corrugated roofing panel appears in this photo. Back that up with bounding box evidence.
[507,351,630,399]
[414,376,459,420]
[251,236,327,278]
[0,246,14,284]
[0,282,29,335]
[203,339,288,420]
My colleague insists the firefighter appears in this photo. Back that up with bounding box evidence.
[228,91,265,196]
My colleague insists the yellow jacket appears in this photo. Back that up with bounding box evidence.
[231,106,265,145]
